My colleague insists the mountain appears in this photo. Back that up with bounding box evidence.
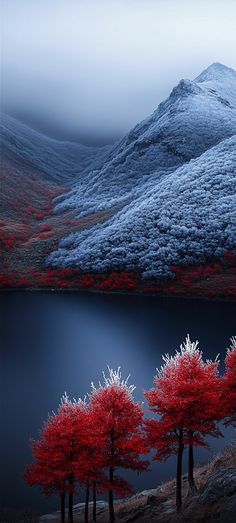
[0,113,111,221]
[48,135,236,279]
[48,63,236,283]
[53,63,236,218]
[1,113,110,183]
[1,63,235,294]
[0,114,111,281]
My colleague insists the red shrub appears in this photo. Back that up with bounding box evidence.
[39,224,52,232]
[39,232,53,239]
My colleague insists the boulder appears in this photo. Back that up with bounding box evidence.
[198,468,236,505]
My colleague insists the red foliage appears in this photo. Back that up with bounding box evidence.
[39,231,53,239]
[90,369,148,521]
[144,335,222,507]
[24,396,89,523]
[35,210,52,220]
[39,224,52,232]
[1,246,235,298]
[0,275,13,287]
[0,227,29,251]
[94,271,137,291]
[25,385,144,523]
[79,274,95,288]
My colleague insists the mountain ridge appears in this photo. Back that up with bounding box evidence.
[53,62,236,218]
[1,62,236,295]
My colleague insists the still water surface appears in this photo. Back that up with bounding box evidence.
[0,292,235,512]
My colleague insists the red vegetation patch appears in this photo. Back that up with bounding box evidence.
[39,224,52,232]
[0,226,29,250]
[38,231,53,239]
[0,248,236,299]
[142,252,236,299]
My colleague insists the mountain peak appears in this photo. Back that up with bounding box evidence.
[168,78,202,101]
[195,62,236,83]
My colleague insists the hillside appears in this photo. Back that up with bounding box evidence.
[1,113,110,183]
[32,443,236,523]
[53,63,236,217]
[0,63,236,296]
[48,135,236,281]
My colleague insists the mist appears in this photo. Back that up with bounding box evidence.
[1,0,236,144]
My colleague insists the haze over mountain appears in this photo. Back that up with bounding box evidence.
[3,0,236,143]
[1,113,110,184]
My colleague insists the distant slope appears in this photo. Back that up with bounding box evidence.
[54,63,236,217]
[48,135,236,279]
[0,113,111,184]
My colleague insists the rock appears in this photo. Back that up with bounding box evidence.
[198,468,236,505]
[118,505,147,522]
[133,488,162,500]
[219,495,236,523]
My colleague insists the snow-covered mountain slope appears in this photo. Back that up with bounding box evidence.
[54,63,236,216]
[48,135,236,279]
[0,113,110,184]
[195,62,236,106]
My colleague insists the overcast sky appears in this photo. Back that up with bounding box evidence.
[1,0,236,143]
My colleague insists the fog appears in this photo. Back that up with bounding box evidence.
[1,0,236,143]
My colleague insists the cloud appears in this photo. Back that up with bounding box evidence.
[2,0,236,141]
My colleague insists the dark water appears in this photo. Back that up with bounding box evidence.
[0,292,235,513]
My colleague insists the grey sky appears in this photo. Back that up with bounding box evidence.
[1,0,236,143]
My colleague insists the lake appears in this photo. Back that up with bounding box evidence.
[0,292,235,513]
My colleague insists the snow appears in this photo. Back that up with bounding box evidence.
[91,367,136,395]
[195,63,236,106]
[3,63,235,282]
[0,113,110,183]
[48,134,236,279]
[52,62,236,217]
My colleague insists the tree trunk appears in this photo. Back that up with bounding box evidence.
[68,474,74,523]
[93,480,97,522]
[176,429,184,511]
[60,492,65,523]
[109,467,115,522]
[188,440,196,494]
[84,479,90,523]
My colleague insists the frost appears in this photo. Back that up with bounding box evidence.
[48,135,236,279]
[1,113,110,183]
[91,366,136,396]
[47,64,236,279]
[52,63,236,217]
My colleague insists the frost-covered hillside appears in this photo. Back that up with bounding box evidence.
[53,63,236,217]
[1,113,110,183]
[1,63,235,289]
[48,135,236,279]
[48,63,236,280]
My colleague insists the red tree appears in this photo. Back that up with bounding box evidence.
[24,443,67,523]
[145,335,221,510]
[89,367,148,522]
[24,394,88,523]
[222,337,236,426]
[73,406,108,523]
